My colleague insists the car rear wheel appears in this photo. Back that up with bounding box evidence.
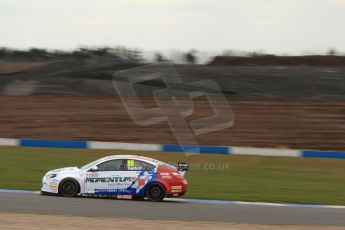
[60,180,79,197]
[146,183,166,202]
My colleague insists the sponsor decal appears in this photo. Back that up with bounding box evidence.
[171,185,183,193]
[95,189,126,193]
[171,185,182,189]
[160,172,172,179]
[160,173,169,176]
[138,179,145,186]
[86,172,99,177]
[130,171,153,193]
[86,177,132,183]
[127,160,143,171]
[117,195,133,200]
[128,166,143,170]
[94,189,136,197]
[49,181,59,191]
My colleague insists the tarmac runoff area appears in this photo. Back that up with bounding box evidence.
[0,190,345,229]
[1,213,345,230]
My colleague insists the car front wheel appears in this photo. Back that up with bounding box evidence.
[60,179,79,197]
[146,183,166,202]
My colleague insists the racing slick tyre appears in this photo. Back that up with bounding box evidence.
[59,179,79,197]
[146,183,166,202]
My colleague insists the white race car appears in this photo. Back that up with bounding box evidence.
[41,155,188,201]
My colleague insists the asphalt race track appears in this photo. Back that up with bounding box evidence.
[0,192,345,226]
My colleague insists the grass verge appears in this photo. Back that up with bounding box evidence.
[0,146,344,205]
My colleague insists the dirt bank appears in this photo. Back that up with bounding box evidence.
[1,96,344,151]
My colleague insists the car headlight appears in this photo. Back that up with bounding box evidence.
[45,173,57,179]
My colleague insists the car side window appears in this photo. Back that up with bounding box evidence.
[96,159,127,171]
[127,160,155,171]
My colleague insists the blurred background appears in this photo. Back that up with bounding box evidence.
[1,0,345,208]
[1,0,345,151]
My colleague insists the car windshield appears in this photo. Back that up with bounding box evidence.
[80,159,102,170]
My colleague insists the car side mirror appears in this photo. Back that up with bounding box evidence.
[90,166,98,172]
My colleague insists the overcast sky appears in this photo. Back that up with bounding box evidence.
[1,0,345,54]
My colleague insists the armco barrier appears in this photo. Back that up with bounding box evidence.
[0,138,17,146]
[301,150,345,159]
[20,139,88,149]
[0,138,345,160]
[162,144,229,154]
[88,141,160,151]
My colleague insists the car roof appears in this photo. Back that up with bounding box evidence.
[99,155,159,165]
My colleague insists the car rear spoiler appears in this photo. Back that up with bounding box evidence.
[178,162,189,172]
